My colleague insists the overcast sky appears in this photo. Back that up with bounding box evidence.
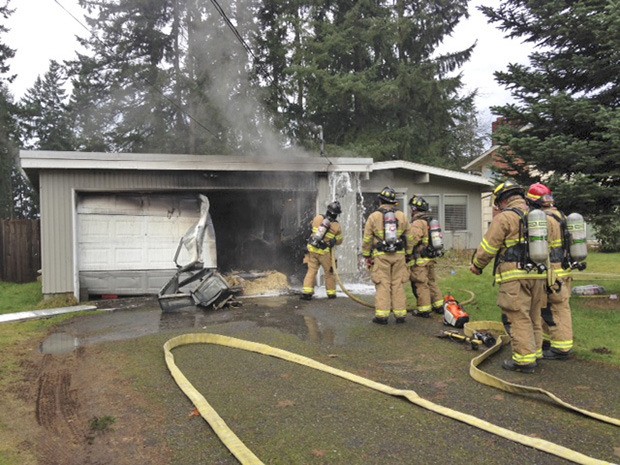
[5,0,533,136]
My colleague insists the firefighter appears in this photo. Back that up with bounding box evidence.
[362,187,414,324]
[469,180,546,373]
[301,201,344,300]
[407,195,445,317]
[526,183,573,360]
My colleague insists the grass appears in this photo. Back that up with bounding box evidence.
[428,250,620,366]
[89,415,116,432]
[1,250,618,367]
[0,281,77,315]
[0,281,43,315]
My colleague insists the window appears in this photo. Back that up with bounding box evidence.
[444,195,467,231]
[425,195,440,218]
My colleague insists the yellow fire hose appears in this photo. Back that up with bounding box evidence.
[163,253,617,463]
[330,252,374,308]
[463,321,620,427]
[164,333,618,465]
[329,252,474,309]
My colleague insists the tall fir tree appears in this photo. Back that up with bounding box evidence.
[253,0,479,166]
[19,60,75,151]
[0,0,20,219]
[70,0,277,155]
[482,0,620,251]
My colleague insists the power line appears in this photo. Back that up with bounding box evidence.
[206,0,332,164]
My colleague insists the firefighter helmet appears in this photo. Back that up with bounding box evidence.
[409,195,429,212]
[493,180,525,206]
[326,200,342,218]
[378,186,398,204]
[526,183,554,207]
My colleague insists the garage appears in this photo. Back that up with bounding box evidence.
[19,150,488,300]
[76,189,316,297]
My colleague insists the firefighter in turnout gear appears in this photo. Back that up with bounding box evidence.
[470,180,546,373]
[526,183,573,360]
[301,201,344,300]
[362,187,414,324]
[407,195,445,317]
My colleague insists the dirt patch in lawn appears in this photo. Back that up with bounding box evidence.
[2,294,619,465]
[9,342,171,465]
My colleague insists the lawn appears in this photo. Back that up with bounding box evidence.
[429,251,619,366]
[1,251,618,366]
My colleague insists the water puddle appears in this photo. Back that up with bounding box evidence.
[40,332,80,354]
[45,295,357,350]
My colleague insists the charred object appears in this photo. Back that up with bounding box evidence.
[158,195,239,312]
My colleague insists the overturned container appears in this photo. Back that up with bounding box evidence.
[158,195,236,312]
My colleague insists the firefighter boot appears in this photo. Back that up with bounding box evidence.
[543,349,571,361]
[395,317,406,324]
[413,310,431,318]
[372,317,388,325]
[300,293,312,301]
[502,359,536,374]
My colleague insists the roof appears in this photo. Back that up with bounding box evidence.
[461,145,500,172]
[372,160,492,187]
[20,150,492,187]
[19,150,374,176]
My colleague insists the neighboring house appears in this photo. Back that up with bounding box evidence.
[20,150,491,300]
[462,118,519,233]
[462,144,498,233]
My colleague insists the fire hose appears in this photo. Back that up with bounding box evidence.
[165,333,618,465]
[328,252,618,428]
[162,254,618,464]
[329,252,475,309]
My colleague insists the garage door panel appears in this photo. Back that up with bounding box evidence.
[78,194,214,274]
[80,217,111,242]
[114,248,145,268]
[80,247,113,269]
[146,248,179,268]
[114,218,145,237]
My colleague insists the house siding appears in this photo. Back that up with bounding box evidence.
[39,169,318,297]
[27,153,490,298]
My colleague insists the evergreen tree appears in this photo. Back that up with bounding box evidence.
[0,1,19,219]
[254,0,477,167]
[18,60,75,151]
[482,0,620,251]
[70,0,277,155]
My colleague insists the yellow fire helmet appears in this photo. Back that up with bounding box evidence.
[493,179,524,206]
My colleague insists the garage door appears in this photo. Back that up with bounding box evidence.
[78,194,216,295]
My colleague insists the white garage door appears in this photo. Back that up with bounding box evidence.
[77,194,216,295]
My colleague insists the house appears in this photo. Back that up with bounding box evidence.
[20,150,491,300]
[462,118,519,232]
[462,144,499,233]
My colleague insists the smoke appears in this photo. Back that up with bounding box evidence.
[196,0,312,158]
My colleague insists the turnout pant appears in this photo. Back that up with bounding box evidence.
[410,261,444,313]
[371,253,408,319]
[302,252,337,297]
[497,278,546,365]
[542,277,573,353]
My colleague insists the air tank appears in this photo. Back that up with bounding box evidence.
[429,219,444,251]
[308,217,331,247]
[527,208,548,265]
[567,213,588,262]
[384,210,398,245]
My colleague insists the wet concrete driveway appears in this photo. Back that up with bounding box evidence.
[39,293,620,465]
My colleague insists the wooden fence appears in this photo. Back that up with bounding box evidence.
[0,219,41,283]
